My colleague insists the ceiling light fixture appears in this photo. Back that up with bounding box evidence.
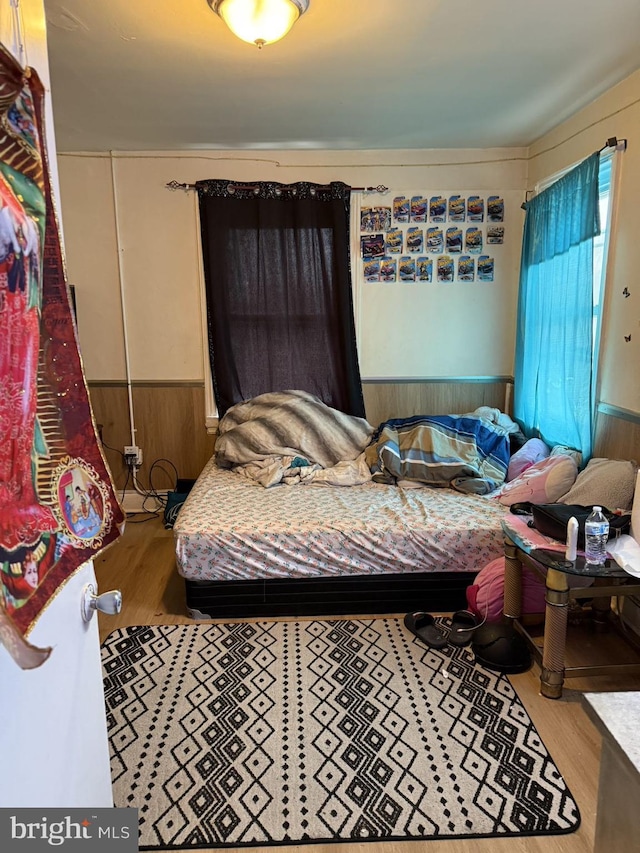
[208,0,309,49]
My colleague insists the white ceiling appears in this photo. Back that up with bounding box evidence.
[43,0,640,153]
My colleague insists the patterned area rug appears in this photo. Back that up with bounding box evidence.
[102,620,580,849]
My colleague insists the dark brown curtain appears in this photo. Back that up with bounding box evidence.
[197,179,365,418]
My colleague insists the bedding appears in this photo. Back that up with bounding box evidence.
[495,453,578,505]
[175,394,517,617]
[507,437,550,481]
[174,456,509,585]
[216,389,373,477]
[365,414,510,493]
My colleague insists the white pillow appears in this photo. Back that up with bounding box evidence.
[559,458,638,510]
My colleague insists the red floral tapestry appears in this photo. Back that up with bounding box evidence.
[0,44,124,667]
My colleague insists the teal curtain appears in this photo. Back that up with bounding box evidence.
[514,153,600,461]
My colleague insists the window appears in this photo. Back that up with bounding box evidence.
[196,180,365,424]
[514,149,618,460]
[535,150,614,345]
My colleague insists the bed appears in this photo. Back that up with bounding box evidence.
[173,391,514,619]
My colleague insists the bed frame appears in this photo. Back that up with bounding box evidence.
[184,571,475,619]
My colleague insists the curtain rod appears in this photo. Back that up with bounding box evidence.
[521,137,627,209]
[168,138,626,194]
[165,180,388,193]
[599,136,626,153]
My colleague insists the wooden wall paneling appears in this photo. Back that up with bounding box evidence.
[594,410,640,462]
[88,382,216,491]
[362,381,511,427]
[91,380,515,492]
[132,383,216,490]
[87,383,131,490]
[87,382,640,498]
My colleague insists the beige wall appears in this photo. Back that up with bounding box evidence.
[528,68,640,417]
[55,70,640,471]
[57,148,527,383]
[353,184,523,379]
[57,156,126,379]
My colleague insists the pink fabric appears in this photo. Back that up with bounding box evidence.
[466,556,546,622]
[507,438,549,481]
[502,513,568,552]
[497,454,578,506]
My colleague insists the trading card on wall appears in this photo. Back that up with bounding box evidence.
[487,226,504,244]
[386,228,403,253]
[446,226,462,253]
[465,226,483,254]
[364,259,381,282]
[380,257,397,282]
[361,233,385,259]
[487,195,504,222]
[360,207,374,232]
[406,227,424,253]
[429,195,447,222]
[417,257,433,281]
[467,196,485,222]
[437,255,454,282]
[448,194,466,221]
[477,255,495,282]
[399,256,416,282]
[411,195,428,222]
[458,255,474,282]
[426,226,443,253]
[393,196,410,222]
[373,206,392,230]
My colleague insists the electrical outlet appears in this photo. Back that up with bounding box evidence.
[124,445,143,467]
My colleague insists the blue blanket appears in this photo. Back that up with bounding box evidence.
[365,415,510,493]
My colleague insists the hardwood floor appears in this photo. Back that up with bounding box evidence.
[95,515,640,853]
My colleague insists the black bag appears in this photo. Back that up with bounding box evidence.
[527,503,630,549]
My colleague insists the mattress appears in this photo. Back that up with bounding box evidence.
[174,457,509,582]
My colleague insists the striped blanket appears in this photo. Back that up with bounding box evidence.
[215,390,374,477]
[365,414,510,493]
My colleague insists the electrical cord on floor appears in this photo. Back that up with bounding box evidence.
[99,439,155,517]
[133,458,179,512]
[125,510,162,523]
[99,432,181,522]
[123,457,181,522]
[124,479,162,521]
[147,458,179,508]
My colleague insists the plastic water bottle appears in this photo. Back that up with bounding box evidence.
[584,506,609,566]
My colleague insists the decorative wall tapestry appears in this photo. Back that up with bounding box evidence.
[361,193,505,284]
[0,44,124,668]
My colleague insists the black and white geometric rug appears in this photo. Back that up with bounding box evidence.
[102,620,580,850]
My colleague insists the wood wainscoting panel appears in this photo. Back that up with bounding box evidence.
[594,408,640,462]
[362,380,512,427]
[87,383,131,491]
[88,382,216,491]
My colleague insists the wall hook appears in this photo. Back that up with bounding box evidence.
[623,287,630,298]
